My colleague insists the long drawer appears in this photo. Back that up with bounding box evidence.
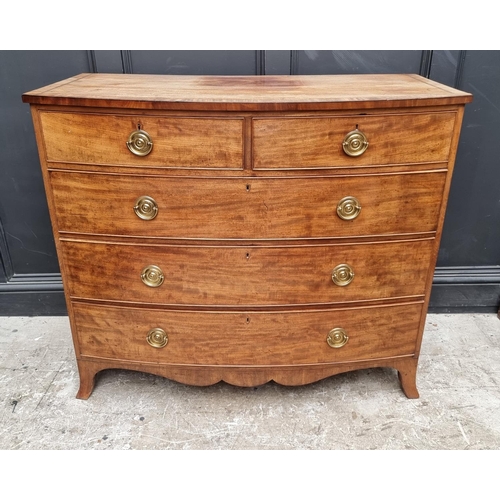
[40,112,244,168]
[73,301,422,365]
[61,239,434,306]
[252,112,456,168]
[50,171,446,239]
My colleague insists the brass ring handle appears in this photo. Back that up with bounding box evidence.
[147,328,168,348]
[127,129,153,156]
[327,328,349,349]
[331,263,355,286]
[141,265,164,287]
[342,128,369,157]
[337,196,361,220]
[134,195,158,220]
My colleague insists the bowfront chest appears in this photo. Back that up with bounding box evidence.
[23,74,472,399]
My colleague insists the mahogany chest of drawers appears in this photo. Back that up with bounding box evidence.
[23,74,472,399]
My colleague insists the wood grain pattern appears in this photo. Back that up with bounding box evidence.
[22,73,472,111]
[73,302,422,366]
[24,73,471,399]
[62,239,434,306]
[40,112,244,168]
[50,171,446,239]
[414,106,467,358]
[75,355,420,399]
[253,112,456,168]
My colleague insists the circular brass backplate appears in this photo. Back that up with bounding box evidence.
[134,195,158,220]
[331,263,355,286]
[141,265,164,287]
[327,327,349,349]
[127,129,153,156]
[337,196,361,221]
[342,129,369,157]
[147,328,168,348]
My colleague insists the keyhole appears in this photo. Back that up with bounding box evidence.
[246,317,250,324]
[246,252,250,259]
[246,184,251,192]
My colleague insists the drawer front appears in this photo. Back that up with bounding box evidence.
[40,112,244,168]
[253,112,456,168]
[74,302,422,365]
[50,171,446,239]
[62,239,434,306]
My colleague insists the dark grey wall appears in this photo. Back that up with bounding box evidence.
[1,50,499,314]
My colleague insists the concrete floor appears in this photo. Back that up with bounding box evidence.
[0,313,499,450]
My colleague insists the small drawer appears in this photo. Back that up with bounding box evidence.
[61,239,434,306]
[73,302,422,365]
[50,171,446,239]
[39,112,244,168]
[252,112,456,169]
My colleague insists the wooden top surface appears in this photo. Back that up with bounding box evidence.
[22,73,473,111]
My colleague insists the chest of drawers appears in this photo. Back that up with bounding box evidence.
[23,74,472,399]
